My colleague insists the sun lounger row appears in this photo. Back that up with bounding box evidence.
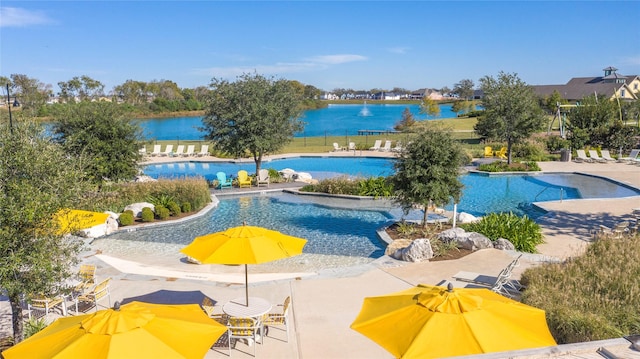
[143,144,210,157]
[367,140,402,152]
[574,149,624,163]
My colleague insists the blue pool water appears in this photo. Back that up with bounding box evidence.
[142,157,395,181]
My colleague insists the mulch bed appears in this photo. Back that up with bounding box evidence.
[385,222,474,261]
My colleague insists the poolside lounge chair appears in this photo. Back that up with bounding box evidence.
[369,140,382,151]
[173,145,185,157]
[588,150,607,163]
[150,145,162,156]
[597,221,630,239]
[380,140,392,152]
[620,149,640,163]
[574,149,592,162]
[484,146,493,158]
[197,145,210,157]
[256,169,270,187]
[263,296,291,343]
[237,170,252,188]
[184,145,195,157]
[600,150,616,162]
[159,145,173,157]
[216,172,233,189]
[332,142,345,152]
[348,142,356,151]
[495,147,507,160]
[391,141,403,153]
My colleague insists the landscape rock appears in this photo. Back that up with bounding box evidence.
[436,227,467,243]
[493,237,516,251]
[457,232,493,251]
[385,238,413,256]
[457,212,480,223]
[105,215,119,235]
[396,237,434,262]
[134,175,157,183]
[124,202,155,218]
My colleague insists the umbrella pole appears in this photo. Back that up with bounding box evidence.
[245,264,249,307]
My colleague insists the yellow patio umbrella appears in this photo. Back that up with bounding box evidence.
[350,284,557,359]
[2,301,227,359]
[55,209,109,235]
[180,223,307,306]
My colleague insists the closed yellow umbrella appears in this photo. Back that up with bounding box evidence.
[3,301,227,359]
[180,223,307,305]
[350,284,557,359]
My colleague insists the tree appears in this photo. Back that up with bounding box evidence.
[394,107,416,131]
[0,121,92,342]
[475,72,545,164]
[566,94,618,149]
[201,73,304,174]
[420,97,441,118]
[453,79,475,100]
[9,74,52,114]
[390,128,465,227]
[50,102,144,183]
[58,75,105,103]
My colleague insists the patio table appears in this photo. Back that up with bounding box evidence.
[223,297,272,319]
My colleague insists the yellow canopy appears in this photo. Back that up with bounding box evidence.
[350,284,557,359]
[180,224,307,265]
[2,301,227,359]
[55,209,109,235]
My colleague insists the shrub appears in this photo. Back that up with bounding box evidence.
[477,161,540,172]
[300,176,360,195]
[147,194,175,208]
[118,211,134,226]
[521,235,640,344]
[544,135,571,152]
[512,141,547,161]
[460,212,543,253]
[181,201,192,213]
[167,201,181,216]
[154,205,170,220]
[141,207,155,222]
[24,317,48,339]
[357,177,393,198]
[267,168,282,183]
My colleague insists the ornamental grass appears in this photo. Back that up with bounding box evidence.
[520,234,640,344]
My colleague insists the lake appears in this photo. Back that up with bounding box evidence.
[137,103,460,140]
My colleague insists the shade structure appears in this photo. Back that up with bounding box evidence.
[3,301,227,359]
[180,224,307,305]
[350,284,557,359]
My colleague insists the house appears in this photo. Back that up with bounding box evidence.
[533,66,639,102]
[372,92,401,100]
[409,88,443,100]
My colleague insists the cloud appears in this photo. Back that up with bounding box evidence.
[305,54,368,64]
[0,7,52,27]
[387,47,409,54]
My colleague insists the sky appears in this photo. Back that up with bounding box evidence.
[1,1,639,94]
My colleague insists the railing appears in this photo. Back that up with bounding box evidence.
[534,186,563,202]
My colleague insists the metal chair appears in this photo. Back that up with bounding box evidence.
[28,295,67,319]
[228,316,262,357]
[262,296,291,342]
[75,277,111,312]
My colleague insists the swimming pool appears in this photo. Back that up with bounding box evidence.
[142,157,395,181]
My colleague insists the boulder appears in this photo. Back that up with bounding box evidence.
[493,238,516,251]
[105,213,119,235]
[135,175,157,183]
[456,232,493,251]
[457,212,480,223]
[436,227,467,243]
[395,238,434,262]
[124,202,155,218]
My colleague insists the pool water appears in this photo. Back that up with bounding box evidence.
[92,192,399,272]
[142,156,395,181]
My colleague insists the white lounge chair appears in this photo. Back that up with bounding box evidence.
[369,140,382,151]
[197,145,209,157]
[183,145,195,157]
[391,141,402,152]
[600,150,616,162]
[173,145,185,157]
[149,145,162,156]
[588,150,607,163]
[620,149,640,163]
[380,140,392,152]
[332,142,345,152]
[574,149,592,162]
[348,142,356,151]
[256,169,270,187]
[159,145,173,157]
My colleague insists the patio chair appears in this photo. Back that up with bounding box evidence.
[173,145,185,157]
[332,142,345,152]
[201,297,228,324]
[28,295,67,319]
[74,277,111,312]
[183,145,195,157]
[262,296,291,342]
[237,170,252,188]
[574,149,592,162]
[197,145,210,157]
[368,140,382,151]
[484,146,493,158]
[256,169,270,187]
[495,147,507,160]
[599,150,616,162]
[159,145,173,157]
[380,140,392,152]
[620,149,640,163]
[588,150,607,163]
[149,144,162,156]
[348,142,356,151]
[597,221,630,239]
[216,172,233,190]
[78,264,96,289]
[228,316,263,356]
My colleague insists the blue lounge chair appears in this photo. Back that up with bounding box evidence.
[216,172,232,189]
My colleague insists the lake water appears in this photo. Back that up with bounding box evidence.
[137,103,459,140]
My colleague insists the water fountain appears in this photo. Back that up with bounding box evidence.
[358,101,372,116]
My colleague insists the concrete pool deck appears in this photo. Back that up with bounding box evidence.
[1,157,639,358]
